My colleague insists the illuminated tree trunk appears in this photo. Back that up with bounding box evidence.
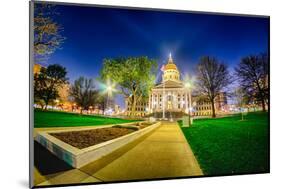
[130,91,139,116]
[261,98,266,112]
[211,98,216,118]
[131,98,137,116]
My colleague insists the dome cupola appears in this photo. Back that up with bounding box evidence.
[162,53,180,82]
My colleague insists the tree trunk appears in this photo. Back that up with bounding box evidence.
[257,82,266,112]
[211,99,216,118]
[44,99,48,110]
[261,98,266,112]
[131,98,137,117]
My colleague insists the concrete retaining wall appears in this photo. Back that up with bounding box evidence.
[35,122,161,168]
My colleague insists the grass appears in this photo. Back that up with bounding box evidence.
[34,109,139,128]
[179,112,269,176]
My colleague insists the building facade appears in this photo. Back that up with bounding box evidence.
[149,54,189,114]
[192,92,227,116]
[148,55,228,117]
[125,97,149,117]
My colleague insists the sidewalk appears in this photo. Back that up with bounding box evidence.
[90,121,203,181]
[36,121,203,186]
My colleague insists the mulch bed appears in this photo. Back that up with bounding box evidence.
[50,127,136,149]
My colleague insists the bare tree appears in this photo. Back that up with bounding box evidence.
[235,53,268,111]
[196,56,232,117]
[34,3,65,63]
[69,77,98,114]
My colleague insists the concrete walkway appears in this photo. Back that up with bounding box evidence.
[91,121,203,181]
[36,121,203,186]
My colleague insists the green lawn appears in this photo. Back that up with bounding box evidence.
[179,112,269,176]
[34,109,139,128]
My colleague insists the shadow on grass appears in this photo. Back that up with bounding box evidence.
[34,141,73,175]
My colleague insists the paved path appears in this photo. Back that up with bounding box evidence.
[36,121,203,186]
[91,121,203,181]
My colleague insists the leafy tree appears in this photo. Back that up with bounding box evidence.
[69,77,98,114]
[235,53,269,111]
[34,64,68,109]
[34,3,65,63]
[100,57,157,116]
[196,56,232,117]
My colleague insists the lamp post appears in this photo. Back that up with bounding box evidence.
[105,84,112,115]
[184,81,193,126]
[162,79,165,120]
[103,80,116,115]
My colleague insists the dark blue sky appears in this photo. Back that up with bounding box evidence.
[42,3,269,108]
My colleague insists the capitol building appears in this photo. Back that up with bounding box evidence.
[125,54,227,117]
[148,54,189,114]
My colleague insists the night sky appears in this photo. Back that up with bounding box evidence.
[40,3,269,108]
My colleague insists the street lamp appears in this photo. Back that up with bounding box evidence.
[104,81,116,115]
[107,85,112,93]
[184,79,193,126]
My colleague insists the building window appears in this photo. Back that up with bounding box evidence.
[178,104,181,109]
[168,95,172,101]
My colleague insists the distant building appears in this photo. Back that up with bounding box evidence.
[33,63,42,74]
[192,97,212,116]
[114,104,121,115]
[125,97,149,117]
[193,92,227,116]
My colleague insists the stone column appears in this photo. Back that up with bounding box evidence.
[157,93,159,110]
[172,91,175,110]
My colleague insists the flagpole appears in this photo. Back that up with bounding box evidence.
[162,77,165,119]
[161,63,166,120]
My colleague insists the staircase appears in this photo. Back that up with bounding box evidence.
[146,111,188,119]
